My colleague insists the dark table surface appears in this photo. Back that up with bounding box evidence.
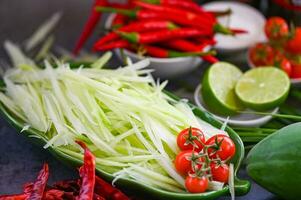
[0,0,280,199]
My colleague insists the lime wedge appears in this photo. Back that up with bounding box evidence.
[202,62,244,116]
[235,67,290,111]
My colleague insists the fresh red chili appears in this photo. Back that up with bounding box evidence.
[93,40,131,51]
[73,0,108,55]
[76,141,96,200]
[111,14,128,30]
[94,176,130,200]
[164,39,219,63]
[142,0,205,13]
[118,28,212,44]
[143,45,215,58]
[94,20,177,47]
[133,1,215,26]
[28,163,49,200]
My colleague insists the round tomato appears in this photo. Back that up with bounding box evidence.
[291,61,301,79]
[185,175,208,193]
[174,150,199,175]
[286,27,301,54]
[273,56,292,77]
[210,162,229,183]
[264,17,289,40]
[177,127,205,151]
[249,43,274,66]
[205,134,236,161]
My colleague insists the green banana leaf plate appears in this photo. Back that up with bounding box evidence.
[0,84,250,200]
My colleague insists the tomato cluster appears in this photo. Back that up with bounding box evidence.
[174,127,236,193]
[249,17,301,78]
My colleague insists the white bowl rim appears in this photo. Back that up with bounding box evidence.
[246,46,301,84]
[105,13,209,63]
[194,84,278,126]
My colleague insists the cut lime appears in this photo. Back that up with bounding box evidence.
[235,67,290,111]
[202,62,244,116]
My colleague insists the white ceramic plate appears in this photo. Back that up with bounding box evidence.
[194,84,278,127]
[203,1,266,53]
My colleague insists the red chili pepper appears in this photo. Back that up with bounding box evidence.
[0,194,29,200]
[73,0,108,55]
[28,163,49,200]
[94,176,130,200]
[142,45,215,58]
[76,141,96,200]
[94,20,177,48]
[230,28,249,34]
[96,7,234,35]
[42,189,65,200]
[142,0,205,13]
[133,1,215,26]
[111,14,128,30]
[118,28,212,44]
[164,39,219,63]
[94,40,131,51]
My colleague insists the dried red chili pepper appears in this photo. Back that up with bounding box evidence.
[53,180,80,193]
[75,141,96,200]
[73,0,108,55]
[0,194,29,200]
[42,189,64,200]
[94,20,177,48]
[94,176,130,200]
[28,163,49,200]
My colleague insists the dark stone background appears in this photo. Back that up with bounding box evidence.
[0,0,281,199]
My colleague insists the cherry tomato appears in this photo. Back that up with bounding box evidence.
[174,150,203,175]
[286,27,301,55]
[185,175,208,193]
[291,61,301,79]
[205,134,236,161]
[249,43,274,66]
[273,56,292,77]
[177,127,205,152]
[264,17,289,40]
[210,162,229,183]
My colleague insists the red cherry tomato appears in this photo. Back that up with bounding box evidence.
[264,17,289,40]
[205,134,236,161]
[291,61,301,79]
[177,127,205,152]
[174,150,196,175]
[210,162,229,183]
[249,43,274,66]
[185,175,208,193]
[273,56,292,77]
[286,27,301,55]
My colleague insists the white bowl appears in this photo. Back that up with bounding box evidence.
[203,1,266,54]
[194,84,278,127]
[246,47,301,86]
[105,14,204,79]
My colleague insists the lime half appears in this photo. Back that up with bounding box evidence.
[202,62,244,116]
[235,67,290,111]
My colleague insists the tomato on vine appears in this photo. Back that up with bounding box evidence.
[264,17,289,40]
[286,27,301,55]
[206,134,236,161]
[174,150,204,175]
[185,175,208,193]
[177,127,205,152]
[249,43,274,66]
[210,162,229,183]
